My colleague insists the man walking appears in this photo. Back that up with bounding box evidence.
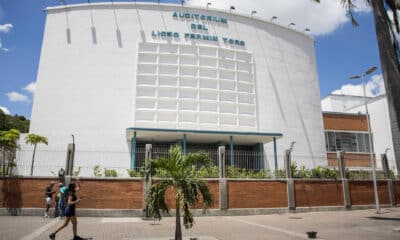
[44,181,55,218]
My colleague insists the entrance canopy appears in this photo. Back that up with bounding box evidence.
[126,127,282,145]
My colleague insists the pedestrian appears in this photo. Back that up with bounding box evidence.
[44,181,55,218]
[57,182,67,219]
[49,181,82,240]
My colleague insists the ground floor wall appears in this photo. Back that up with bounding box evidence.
[1,177,399,214]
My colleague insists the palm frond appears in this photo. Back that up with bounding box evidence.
[183,152,212,171]
[341,0,360,26]
[197,180,214,209]
[146,180,174,220]
[182,201,194,228]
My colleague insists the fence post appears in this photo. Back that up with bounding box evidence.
[381,153,396,206]
[285,149,295,210]
[218,146,228,211]
[337,151,351,209]
[64,143,75,185]
[143,144,152,218]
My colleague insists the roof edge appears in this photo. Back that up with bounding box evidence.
[45,2,314,40]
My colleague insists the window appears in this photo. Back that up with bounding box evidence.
[325,131,372,153]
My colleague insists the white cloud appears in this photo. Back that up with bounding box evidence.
[0,23,12,33]
[0,38,8,52]
[185,0,371,35]
[24,82,36,94]
[331,74,385,97]
[0,106,10,115]
[6,91,29,103]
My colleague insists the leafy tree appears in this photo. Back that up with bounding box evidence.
[145,145,213,240]
[0,109,30,133]
[315,0,400,175]
[0,129,20,176]
[25,133,48,176]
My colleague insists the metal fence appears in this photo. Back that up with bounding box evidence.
[9,148,396,180]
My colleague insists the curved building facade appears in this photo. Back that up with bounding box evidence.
[26,2,326,176]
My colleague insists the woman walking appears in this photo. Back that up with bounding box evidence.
[49,181,82,240]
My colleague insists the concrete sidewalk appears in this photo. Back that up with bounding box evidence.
[1,208,400,240]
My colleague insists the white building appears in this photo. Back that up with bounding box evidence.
[18,2,326,176]
[321,94,397,173]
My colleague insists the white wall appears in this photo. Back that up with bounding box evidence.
[26,2,326,175]
[346,96,396,173]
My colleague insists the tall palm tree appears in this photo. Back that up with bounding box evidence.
[316,0,400,175]
[145,145,213,240]
[25,133,48,176]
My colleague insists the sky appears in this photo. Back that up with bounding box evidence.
[0,0,386,118]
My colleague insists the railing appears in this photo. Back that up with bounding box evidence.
[9,149,396,180]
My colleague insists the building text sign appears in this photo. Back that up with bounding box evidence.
[151,11,245,46]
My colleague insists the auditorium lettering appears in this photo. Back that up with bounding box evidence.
[150,11,245,46]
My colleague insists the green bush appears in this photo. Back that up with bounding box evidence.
[73,166,81,177]
[345,169,393,180]
[127,168,145,177]
[104,168,118,177]
[192,165,219,178]
[274,169,286,178]
[289,162,339,179]
[227,166,271,179]
[93,165,102,177]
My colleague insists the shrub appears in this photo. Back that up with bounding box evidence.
[226,166,271,179]
[93,165,102,177]
[274,169,286,178]
[127,168,144,177]
[104,168,118,177]
[192,165,219,178]
[73,166,81,177]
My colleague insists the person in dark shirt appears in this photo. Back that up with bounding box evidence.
[49,180,82,240]
[44,181,55,218]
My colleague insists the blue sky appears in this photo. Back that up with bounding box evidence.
[0,0,381,118]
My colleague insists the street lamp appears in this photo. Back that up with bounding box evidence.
[349,66,380,213]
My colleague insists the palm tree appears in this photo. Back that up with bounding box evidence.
[0,129,20,175]
[315,0,400,175]
[145,145,213,240]
[25,133,48,176]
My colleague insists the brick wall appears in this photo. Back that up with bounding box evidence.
[295,180,343,207]
[394,181,400,204]
[1,178,396,211]
[77,179,143,209]
[327,152,375,167]
[1,178,54,208]
[323,113,368,131]
[349,181,390,205]
[0,178,143,209]
[227,180,287,208]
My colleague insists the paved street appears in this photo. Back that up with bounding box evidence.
[1,208,400,240]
